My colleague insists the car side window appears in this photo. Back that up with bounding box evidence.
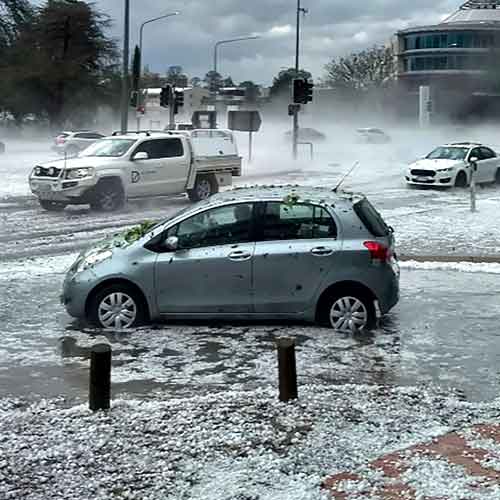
[480,147,495,159]
[166,203,253,249]
[261,202,337,241]
[469,148,481,161]
[133,139,184,159]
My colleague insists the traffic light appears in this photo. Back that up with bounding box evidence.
[293,78,306,104]
[293,78,314,104]
[426,100,433,113]
[174,90,184,114]
[130,91,138,108]
[160,85,171,108]
[305,80,314,103]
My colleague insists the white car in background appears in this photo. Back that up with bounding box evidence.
[52,130,105,156]
[405,143,500,188]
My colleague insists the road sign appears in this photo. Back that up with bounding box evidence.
[192,110,217,129]
[227,110,262,132]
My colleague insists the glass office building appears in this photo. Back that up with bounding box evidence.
[396,1,500,92]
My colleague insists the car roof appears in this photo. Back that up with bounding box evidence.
[201,185,364,209]
[106,131,185,140]
[444,142,482,147]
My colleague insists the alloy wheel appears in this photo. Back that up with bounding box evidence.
[329,296,368,333]
[98,292,137,328]
[196,179,212,200]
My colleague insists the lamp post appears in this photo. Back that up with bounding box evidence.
[137,11,179,129]
[120,0,130,133]
[213,36,260,76]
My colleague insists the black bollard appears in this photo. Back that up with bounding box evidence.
[276,337,298,402]
[89,343,112,411]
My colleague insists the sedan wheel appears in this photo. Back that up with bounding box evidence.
[329,296,369,333]
[97,291,138,329]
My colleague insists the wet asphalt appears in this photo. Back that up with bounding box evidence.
[1,141,500,403]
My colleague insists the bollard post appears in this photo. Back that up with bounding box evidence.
[89,343,112,411]
[276,337,298,402]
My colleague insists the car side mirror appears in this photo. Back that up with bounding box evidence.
[469,156,478,163]
[133,151,149,161]
[164,236,178,251]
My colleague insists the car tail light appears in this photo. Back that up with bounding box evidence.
[364,241,391,262]
[56,136,66,145]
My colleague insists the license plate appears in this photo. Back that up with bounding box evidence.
[39,190,59,200]
[37,183,52,192]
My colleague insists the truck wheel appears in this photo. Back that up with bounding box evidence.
[91,178,125,212]
[188,175,218,202]
[39,199,67,211]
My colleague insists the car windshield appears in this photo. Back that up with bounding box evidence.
[79,138,136,157]
[426,146,467,161]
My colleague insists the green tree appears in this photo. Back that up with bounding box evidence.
[0,0,32,48]
[323,45,395,90]
[239,80,261,103]
[166,65,188,88]
[270,67,311,97]
[204,70,223,92]
[5,0,118,128]
[131,45,140,92]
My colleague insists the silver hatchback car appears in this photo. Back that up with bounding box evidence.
[62,186,399,332]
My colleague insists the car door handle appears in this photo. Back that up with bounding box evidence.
[228,250,252,261]
[311,246,334,256]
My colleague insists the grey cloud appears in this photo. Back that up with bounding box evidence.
[94,0,464,84]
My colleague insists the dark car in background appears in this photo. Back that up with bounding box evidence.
[356,128,391,144]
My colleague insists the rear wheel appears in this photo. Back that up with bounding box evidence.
[91,179,125,212]
[88,284,146,329]
[319,290,375,333]
[187,175,218,202]
[455,171,468,188]
[495,169,500,185]
[39,199,67,211]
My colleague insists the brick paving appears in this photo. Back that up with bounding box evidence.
[323,424,500,499]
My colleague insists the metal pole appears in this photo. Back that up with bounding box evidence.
[120,0,130,134]
[169,87,175,129]
[214,42,219,74]
[89,344,112,411]
[470,163,477,212]
[137,23,145,131]
[249,131,253,163]
[276,337,298,402]
[292,0,300,160]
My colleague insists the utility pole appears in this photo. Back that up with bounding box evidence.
[293,0,307,160]
[120,0,130,133]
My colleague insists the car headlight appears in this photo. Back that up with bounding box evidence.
[75,249,113,273]
[437,167,453,173]
[65,167,94,179]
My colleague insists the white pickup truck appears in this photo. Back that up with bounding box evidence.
[29,129,242,211]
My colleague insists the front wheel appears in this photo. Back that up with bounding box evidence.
[320,292,375,333]
[455,171,468,188]
[187,175,218,202]
[495,169,500,185]
[88,284,146,329]
[91,179,125,212]
[39,199,67,211]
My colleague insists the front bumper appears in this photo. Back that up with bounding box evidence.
[405,172,454,186]
[29,176,96,202]
[61,268,95,319]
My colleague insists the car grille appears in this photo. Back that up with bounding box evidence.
[33,166,62,178]
[411,169,436,177]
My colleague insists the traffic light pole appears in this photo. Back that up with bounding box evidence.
[120,0,130,134]
[169,88,175,130]
[292,0,301,160]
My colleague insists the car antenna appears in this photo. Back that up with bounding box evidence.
[333,161,360,192]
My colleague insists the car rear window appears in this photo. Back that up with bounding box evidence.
[353,198,389,237]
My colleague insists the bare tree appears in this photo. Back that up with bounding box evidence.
[323,45,395,90]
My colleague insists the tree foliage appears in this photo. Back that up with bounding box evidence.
[323,45,395,90]
[270,68,312,97]
[0,0,32,48]
[2,0,118,128]
[166,65,188,88]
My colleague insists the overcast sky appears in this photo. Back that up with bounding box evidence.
[91,0,462,85]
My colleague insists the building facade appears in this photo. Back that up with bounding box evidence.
[394,1,500,120]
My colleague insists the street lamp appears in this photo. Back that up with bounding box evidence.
[213,35,260,75]
[137,11,179,128]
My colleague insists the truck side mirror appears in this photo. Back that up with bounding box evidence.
[133,152,149,161]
